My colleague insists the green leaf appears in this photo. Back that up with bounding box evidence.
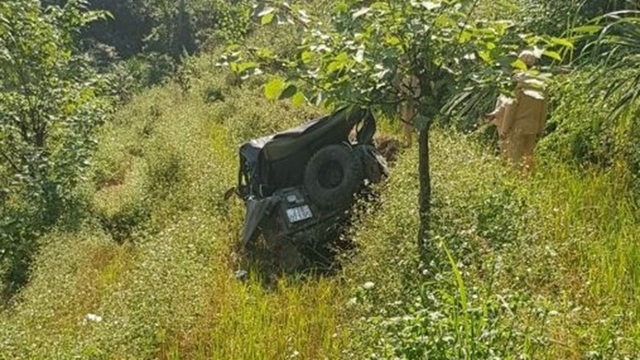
[435,14,456,28]
[335,1,349,13]
[572,25,602,35]
[301,50,314,64]
[237,62,258,73]
[543,50,562,61]
[257,48,275,60]
[291,91,307,107]
[550,37,574,49]
[279,84,298,100]
[458,30,472,43]
[478,51,491,63]
[326,52,350,73]
[264,77,287,100]
[443,242,468,319]
[384,35,402,46]
[492,21,512,36]
[511,59,527,71]
[261,12,275,25]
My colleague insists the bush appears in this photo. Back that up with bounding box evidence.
[0,0,109,295]
[341,131,548,359]
[538,71,640,174]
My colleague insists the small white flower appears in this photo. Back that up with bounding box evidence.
[363,282,375,290]
[85,314,103,323]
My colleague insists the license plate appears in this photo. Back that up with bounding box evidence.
[286,205,313,223]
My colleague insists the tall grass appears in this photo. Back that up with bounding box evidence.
[340,130,640,359]
[0,49,347,359]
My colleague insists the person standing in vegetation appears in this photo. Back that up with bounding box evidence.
[486,94,515,161]
[488,50,548,173]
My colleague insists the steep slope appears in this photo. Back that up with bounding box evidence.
[0,53,349,359]
[2,39,640,360]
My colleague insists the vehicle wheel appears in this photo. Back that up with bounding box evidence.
[304,144,364,209]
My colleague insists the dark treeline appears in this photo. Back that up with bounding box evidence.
[43,0,251,59]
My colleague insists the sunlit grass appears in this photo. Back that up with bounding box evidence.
[164,276,348,360]
[0,63,351,359]
[2,38,640,360]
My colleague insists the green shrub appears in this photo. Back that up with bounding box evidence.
[0,42,351,358]
[341,131,558,359]
[0,0,109,295]
[538,70,640,181]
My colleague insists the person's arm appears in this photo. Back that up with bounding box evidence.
[501,96,518,136]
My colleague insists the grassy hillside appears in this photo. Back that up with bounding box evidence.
[2,24,640,360]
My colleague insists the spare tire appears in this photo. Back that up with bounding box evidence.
[304,144,364,209]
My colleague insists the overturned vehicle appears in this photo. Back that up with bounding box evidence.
[235,107,388,272]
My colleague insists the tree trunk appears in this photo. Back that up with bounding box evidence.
[418,124,431,257]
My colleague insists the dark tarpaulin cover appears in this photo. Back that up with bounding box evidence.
[238,107,373,195]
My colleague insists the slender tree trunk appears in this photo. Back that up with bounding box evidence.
[418,123,431,257]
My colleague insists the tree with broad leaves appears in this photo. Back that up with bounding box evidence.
[0,0,108,296]
[223,0,570,257]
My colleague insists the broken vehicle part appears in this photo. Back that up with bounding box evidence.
[235,106,388,272]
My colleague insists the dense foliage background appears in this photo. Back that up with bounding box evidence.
[1,0,640,358]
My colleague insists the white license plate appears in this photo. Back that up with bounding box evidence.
[286,205,313,223]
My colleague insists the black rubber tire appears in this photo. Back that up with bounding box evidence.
[303,144,364,209]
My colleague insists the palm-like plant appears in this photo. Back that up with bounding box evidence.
[583,10,640,119]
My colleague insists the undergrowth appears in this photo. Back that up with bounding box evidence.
[1,22,640,360]
[341,131,640,359]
